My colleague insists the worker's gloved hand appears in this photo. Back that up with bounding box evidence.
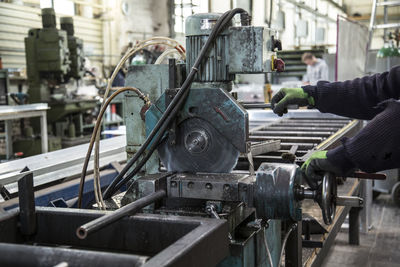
[271,87,315,116]
[301,150,343,189]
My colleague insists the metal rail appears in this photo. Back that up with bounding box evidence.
[237,115,360,171]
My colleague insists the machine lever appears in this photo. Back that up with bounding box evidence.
[335,196,363,208]
[206,204,221,219]
[206,204,233,240]
[351,171,386,180]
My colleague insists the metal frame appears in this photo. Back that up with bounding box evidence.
[0,207,229,267]
[0,135,126,196]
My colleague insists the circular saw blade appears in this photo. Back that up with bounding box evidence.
[158,117,239,173]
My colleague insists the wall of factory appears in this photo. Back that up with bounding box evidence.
[0,0,170,77]
[102,0,170,68]
[209,0,345,52]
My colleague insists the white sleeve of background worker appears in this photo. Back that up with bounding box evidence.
[319,61,329,81]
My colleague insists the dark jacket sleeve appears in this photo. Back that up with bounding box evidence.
[302,66,400,120]
[326,100,400,174]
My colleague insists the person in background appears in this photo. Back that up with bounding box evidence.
[302,52,329,85]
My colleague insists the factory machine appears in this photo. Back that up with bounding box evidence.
[0,9,383,267]
[14,8,97,156]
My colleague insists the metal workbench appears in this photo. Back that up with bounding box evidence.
[0,104,49,159]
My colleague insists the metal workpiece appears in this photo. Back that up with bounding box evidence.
[77,190,166,239]
[254,163,302,221]
[247,140,281,156]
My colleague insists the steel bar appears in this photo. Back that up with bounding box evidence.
[17,172,36,235]
[277,123,347,127]
[289,145,299,155]
[349,207,361,245]
[0,243,148,267]
[336,196,363,207]
[253,127,339,132]
[284,119,350,123]
[352,171,386,180]
[374,22,400,29]
[77,190,166,239]
[280,143,315,150]
[277,150,308,154]
[250,131,332,137]
[249,135,323,143]
[285,221,302,267]
[242,103,272,109]
[377,0,400,7]
[249,140,281,156]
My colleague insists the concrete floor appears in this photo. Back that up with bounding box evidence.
[322,194,400,267]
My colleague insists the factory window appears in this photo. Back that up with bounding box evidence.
[40,0,75,16]
[174,0,208,34]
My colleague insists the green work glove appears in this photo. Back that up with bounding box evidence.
[301,150,342,189]
[271,88,315,116]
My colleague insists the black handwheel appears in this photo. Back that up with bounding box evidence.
[391,182,400,207]
[321,172,337,225]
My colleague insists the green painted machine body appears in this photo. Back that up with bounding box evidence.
[61,16,85,80]
[25,21,70,103]
[20,8,97,155]
[124,64,172,174]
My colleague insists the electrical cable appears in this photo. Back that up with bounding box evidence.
[278,223,298,267]
[102,8,248,199]
[263,226,275,267]
[154,48,185,64]
[77,38,184,208]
